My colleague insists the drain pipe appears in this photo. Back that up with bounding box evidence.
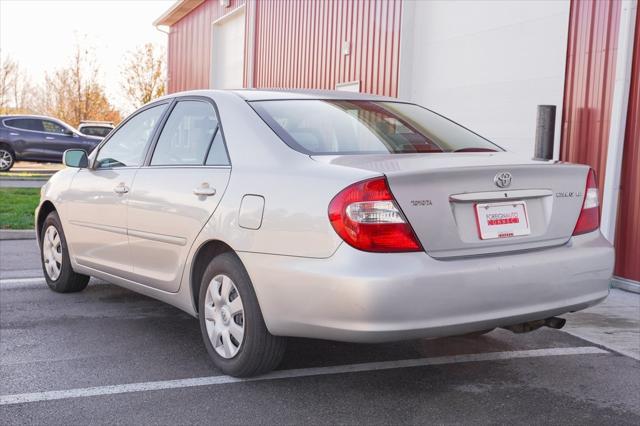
[601,0,638,243]
[154,24,171,96]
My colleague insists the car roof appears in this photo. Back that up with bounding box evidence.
[0,114,62,120]
[157,88,401,103]
[230,88,399,102]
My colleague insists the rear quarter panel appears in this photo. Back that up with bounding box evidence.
[188,92,377,259]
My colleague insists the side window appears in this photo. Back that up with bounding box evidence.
[5,118,44,132]
[205,129,230,165]
[150,100,218,166]
[42,120,68,134]
[96,104,167,168]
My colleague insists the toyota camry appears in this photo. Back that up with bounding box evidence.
[35,90,614,377]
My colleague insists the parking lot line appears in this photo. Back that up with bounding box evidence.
[562,329,640,361]
[0,277,109,290]
[0,346,608,406]
[0,277,45,289]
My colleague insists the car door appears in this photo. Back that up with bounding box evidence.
[126,98,231,292]
[39,120,81,161]
[64,103,169,278]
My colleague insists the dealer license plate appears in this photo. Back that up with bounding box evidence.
[475,201,531,240]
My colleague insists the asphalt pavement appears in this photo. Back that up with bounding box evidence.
[0,180,46,188]
[1,239,639,425]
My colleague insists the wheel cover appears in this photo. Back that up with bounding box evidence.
[204,274,245,359]
[0,149,12,170]
[42,225,62,280]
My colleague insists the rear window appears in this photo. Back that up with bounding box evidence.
[251,100,501,155]
[80,126,112,137]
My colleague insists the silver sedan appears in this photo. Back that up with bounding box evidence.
[35,90,614,377]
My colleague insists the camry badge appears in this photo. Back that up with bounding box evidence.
[494,172,512,188]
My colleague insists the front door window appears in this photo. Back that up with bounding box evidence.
[96,104,167,168]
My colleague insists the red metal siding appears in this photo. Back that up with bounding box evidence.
[561,0,639,282]
[251,0,402,97]
[614,9,640,282]
[167,0,246,93]
[561,0,622,201]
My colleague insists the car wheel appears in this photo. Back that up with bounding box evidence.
[0,147,15,171]
[41,211,90,293]
[198,252,286,377]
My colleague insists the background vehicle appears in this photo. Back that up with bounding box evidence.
[77,121,115,138]
[0,115,102,171]
[35,90,614,377]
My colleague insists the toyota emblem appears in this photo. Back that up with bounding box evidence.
[494,172,512,188]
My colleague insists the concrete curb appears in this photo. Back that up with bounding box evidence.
[0,230,36,240]
[612,277,640,294]
[0,180,47,188]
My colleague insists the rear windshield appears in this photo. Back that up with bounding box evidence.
[80,126,112,137]
[251,100,501,155]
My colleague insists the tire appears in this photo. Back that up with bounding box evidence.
[41,211,90,293]
[0,146,15,171]
[198,252,286,377]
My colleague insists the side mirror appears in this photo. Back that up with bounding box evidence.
[63,129,74,137]
[63,149,88,168]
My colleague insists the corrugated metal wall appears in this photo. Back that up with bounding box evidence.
[561,0,621,200]
[165,0,638,281]
[167,0,246,93]
[614,9,640,282]
[561,0,639,282]
[251,0,402,97]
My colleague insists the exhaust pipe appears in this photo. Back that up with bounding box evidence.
[544,316,566,329]
[502,317,566,334]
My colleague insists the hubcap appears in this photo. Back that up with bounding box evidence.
[204,274,245,359]
[0,150,12,170]
[42,226,62,280]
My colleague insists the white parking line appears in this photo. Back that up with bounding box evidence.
[0,277,44,283]
[0,346,608,406]
[0,277,109,290]
[563,329,640,361]
[0,277,45,289]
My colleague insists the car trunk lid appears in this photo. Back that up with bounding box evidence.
[314,152,589,258]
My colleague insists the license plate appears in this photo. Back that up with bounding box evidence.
[475,201,531,240]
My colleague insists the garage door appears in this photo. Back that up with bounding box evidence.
[211,7,245,89]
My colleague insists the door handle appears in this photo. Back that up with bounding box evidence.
[113,183,129,194]
[46,136,55,140]
[193,183,216,197]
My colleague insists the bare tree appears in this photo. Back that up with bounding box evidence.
[0,55,35,114]
[0,55,17,112]
[121,43,166,109]
[40,45,121,127]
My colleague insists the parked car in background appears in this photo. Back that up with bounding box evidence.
[78,121,114,138]
[0,115,102,171]
[35,90,614,377]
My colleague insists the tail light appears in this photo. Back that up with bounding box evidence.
[572,168,600,235]
[328,177,422,252]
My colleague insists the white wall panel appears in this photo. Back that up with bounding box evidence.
[211,6,246,89]
[399,0,570,157]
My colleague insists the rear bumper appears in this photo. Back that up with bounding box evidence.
[239,232,614,342]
